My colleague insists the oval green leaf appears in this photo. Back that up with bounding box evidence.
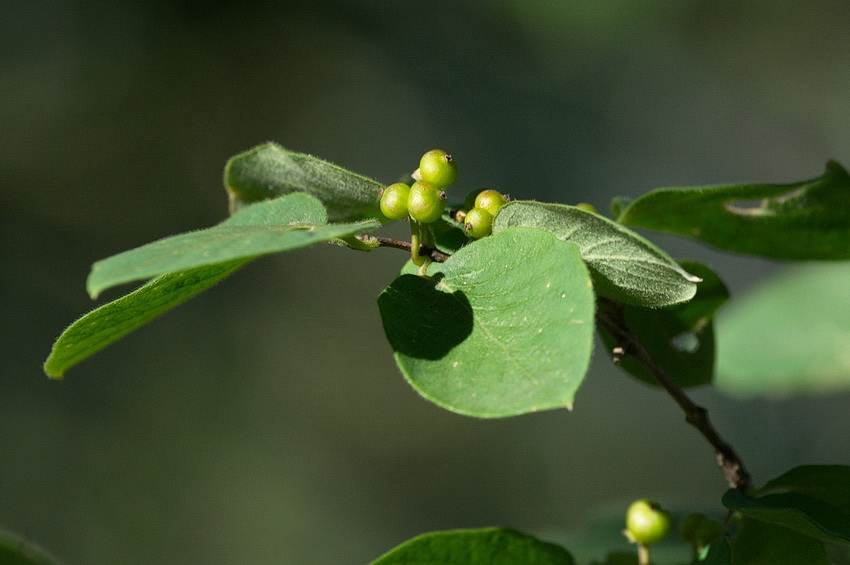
[597,262,729,388]
[370,528,575,565]
[715,263,850,399]
[378,227,595,418]
[615,161,850,260]
[494,201,700,307]
[224,142,384,220]
[45,260,249,379]
[87,192,379,298]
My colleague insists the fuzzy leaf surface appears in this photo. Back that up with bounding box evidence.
[370,528,575,565]
[87,193,378,298]
[45,260,248,378]
[598,262,728,388]
[615,161,850,259]
[379,227,595,417]
[715,263,850,398]
[224,142,384,220]
[494,201,699,307]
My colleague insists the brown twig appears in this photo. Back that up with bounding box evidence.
[596,297,751,492]
[363,235,451,262]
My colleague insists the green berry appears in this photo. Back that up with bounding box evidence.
[379,183,411,220]
[463,207,494,239]
[625,499,672,546]
[408,180,447,223]
[474,189,508,216]
[418,149,458,189]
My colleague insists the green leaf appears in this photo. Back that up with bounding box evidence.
[0,527,62,565]
[753,465,850,508]
[378,227,595,418]
[224,142,385,221]
[715,263,850,398]
[597,262,729,388]
[369,528,575,565]
[44,260,248,378]
[729,517,830,564]
[494,201,700,307]
[723,486,850,546]
[87,192,379,298]
[615,161,850,260]
[694,538,732,565]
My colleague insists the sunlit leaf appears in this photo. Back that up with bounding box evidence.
[87,193,378,298]
[494,201,699,307]
[224,142,384,220]
[616,161,850,260]
[379,227,595,417]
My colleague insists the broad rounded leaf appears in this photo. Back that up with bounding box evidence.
[370,528,574,565]
[597,262,728,388]
[494,201,700,307]
[87,193,379,298]
[45,260,249,378]
[224,142,384,220]
[730,517,829,564]
[616,160,850,260]
[378,227,595,418]
[715,263,850,398]
[753,465,850,511]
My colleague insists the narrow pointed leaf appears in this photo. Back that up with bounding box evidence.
[616,160,850,260]
[494,201,700,307]
[598,262,729,388]
[224,142,384,220]
[87,193,379,298]
[44,260,248,378]
[379,227,595,418]
[370,528,575,565]
[715,263,850,398]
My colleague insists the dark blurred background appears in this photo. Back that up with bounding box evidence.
[3,1,850,563]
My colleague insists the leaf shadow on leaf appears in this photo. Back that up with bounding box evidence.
[378,274,473,360]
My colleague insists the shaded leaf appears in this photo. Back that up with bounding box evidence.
[0,528,62,565]
[370,528,574,565]
[494,201,699,307]
[44,260,248,378]
[224,142,384,220]
[694,538,732,565]
[87,193,379,298]
[753,465,850,508]
[730,516,829,564]
[598,262,729,388]
[615,161,850,260]
[715,263,850,398]
[379,227,595,417]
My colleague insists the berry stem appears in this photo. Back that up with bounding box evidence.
[357,235,450,262]
[637,544,650,565]
[596,297,751,492]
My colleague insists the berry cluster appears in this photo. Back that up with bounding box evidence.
[457,189,509,239]
[379,149,456,223]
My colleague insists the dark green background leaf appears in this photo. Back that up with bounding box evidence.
[0,528,62,565]
[730,517,829,564]
[753,465,850,508]
[87,193,379,298]
[44,260,249,378]
[715,263,850,398]
[598,262,729,388]
[379,227,595,417]
[224,142,385,220]
[616,161,850,260]
[370,528,575,565]
[494,201,699,307]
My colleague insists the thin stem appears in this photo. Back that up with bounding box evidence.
[637,544,650,565]
[361,234,451,263]
[596,297,751,492]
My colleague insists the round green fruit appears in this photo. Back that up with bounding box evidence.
[379,183,411,220]
[474,189,508,216]
[408,180,447,223]
[625,499,672,546]
[418,149,458,189]
[463,207,494,239]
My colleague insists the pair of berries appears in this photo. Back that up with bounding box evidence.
[379,150,457,223]
[459,189,509,239]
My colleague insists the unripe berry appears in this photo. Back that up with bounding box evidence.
[379,183,411,220]
[407,180,447,223]
[474,189,508,216]
[418,149,458,189]
[625,499,671,546]
[463,207,494,239]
